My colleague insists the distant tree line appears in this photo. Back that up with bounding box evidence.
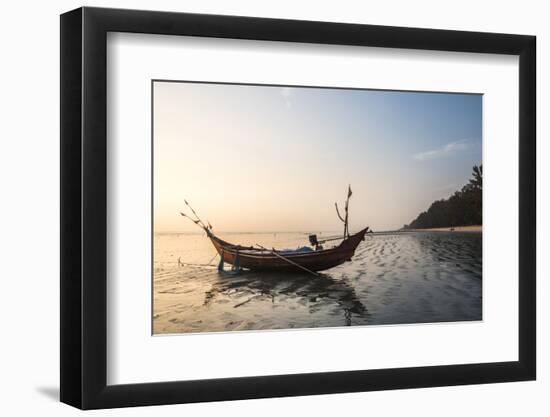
[405,165,482,229]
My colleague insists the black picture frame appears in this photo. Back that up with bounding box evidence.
[60,6,536,410]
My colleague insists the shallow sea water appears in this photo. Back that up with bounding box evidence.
[153,231,482,334]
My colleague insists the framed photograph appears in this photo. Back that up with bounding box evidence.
[60,7,536,409]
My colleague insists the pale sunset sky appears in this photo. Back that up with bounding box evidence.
[153,81,482,233]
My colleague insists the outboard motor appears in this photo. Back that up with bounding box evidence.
[308,234,319,247]
[309,234,323,250]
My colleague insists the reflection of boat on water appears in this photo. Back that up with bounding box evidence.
[180,186,371,273]
[204,270,368,325]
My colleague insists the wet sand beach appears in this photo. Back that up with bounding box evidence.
[153,231,482,334]
[410,225,482,232]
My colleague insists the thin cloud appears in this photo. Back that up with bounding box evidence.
[413,140,470,161]
[280,87,293,108]
[435,182,458,193]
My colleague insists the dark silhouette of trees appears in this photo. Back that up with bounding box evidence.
[405,165,482,229]
[469,165,482,189]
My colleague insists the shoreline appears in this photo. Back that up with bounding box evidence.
[408,225,482,233]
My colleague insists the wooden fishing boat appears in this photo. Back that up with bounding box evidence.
[207,227,368,272]
[179,186,369,274]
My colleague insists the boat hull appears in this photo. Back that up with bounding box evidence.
[208,228,368,272]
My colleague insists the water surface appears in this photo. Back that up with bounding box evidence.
[153,231,482,334]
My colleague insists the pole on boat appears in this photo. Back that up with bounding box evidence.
[255,244,320,277]
[183,200,209,229]
[317,235,345,244]
[335,185,353,239]
[344,185,351,238]
[218,249,225,271]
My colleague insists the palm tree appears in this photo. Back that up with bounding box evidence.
[469,165,482,190]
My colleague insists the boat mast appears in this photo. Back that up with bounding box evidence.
[179,200,212,234]
[335,185,352,239]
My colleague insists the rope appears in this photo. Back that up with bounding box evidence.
[155,252,219,269]
[205,252,219,266]
[255,243,319,277]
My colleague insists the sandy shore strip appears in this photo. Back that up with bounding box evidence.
[409,225,482,232]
